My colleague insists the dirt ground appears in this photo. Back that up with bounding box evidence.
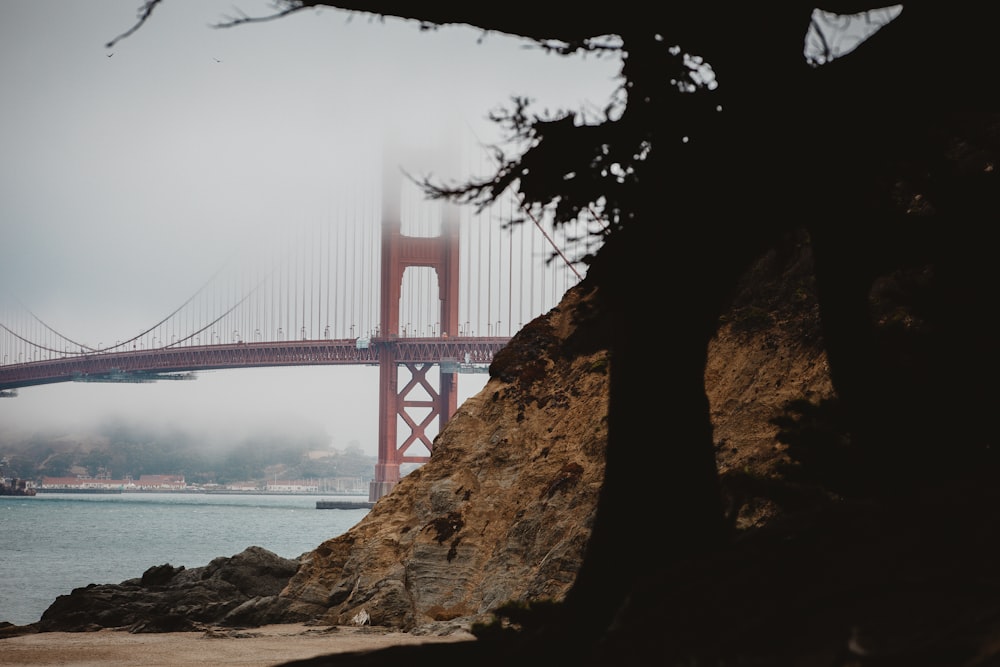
[0,623,476,667]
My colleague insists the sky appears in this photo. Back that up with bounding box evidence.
[0,1,622,455]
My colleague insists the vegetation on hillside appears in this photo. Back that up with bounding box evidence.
[0,422,375,485]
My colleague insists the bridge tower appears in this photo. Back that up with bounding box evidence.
[369,154,461,502]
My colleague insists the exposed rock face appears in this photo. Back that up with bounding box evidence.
[280,281,613,630]
[37,546,307,632]
[279,241,834,630]
[707,239,835,528]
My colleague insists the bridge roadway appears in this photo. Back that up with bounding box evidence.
[0,336,511,391]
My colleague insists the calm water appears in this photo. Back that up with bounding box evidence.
[0,492,369,626]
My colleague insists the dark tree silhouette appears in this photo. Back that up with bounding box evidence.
[111,3,1000,664]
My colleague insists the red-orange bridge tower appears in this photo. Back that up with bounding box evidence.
[370,165,473,501]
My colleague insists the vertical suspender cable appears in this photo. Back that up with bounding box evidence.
[313,219,319,339]
[487,197,494,335]
[313,219,318,339]
[285,228,290,340]
[365,185,371,337]
[373,181,379,336]
[337,203,344,337]
[519,194,526,330]
[309,222,315,339]
[507,194,513,337]
[540,217,546,317]
[361,182,368,336]
[530,205,537,319]
[475,193,482,337]
[326,212,331,337]
[300,226,305,339]
[348,197,355,337]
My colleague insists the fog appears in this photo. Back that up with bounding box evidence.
[0,1,621,455]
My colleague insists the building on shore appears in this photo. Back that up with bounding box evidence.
[1,476,36,496]
[264,478,366,494]
[265,479,321,493]
[134,474,186,490]
[39,476,130,491]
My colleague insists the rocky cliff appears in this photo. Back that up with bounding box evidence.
[278,233,835,630]
[280,280,613,630]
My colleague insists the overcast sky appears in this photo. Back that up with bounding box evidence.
[0,1,621,456]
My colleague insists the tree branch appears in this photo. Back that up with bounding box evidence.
[214,4,318,30]
[105,0,163,49]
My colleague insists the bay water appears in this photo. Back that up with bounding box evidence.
[0,492,369,627]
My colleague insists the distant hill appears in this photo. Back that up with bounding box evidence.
[0,427,375,487]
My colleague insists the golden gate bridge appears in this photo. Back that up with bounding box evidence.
[0,145,604,500]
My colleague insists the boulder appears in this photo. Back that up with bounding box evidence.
[37,546,308,632]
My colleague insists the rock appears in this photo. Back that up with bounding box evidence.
[279,284,612,630]
[127,614,202,634]
[140,563,184,587]
[222,595,299,627]
[37,546,307,632]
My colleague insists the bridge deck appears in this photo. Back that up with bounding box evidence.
[0,337,510,391]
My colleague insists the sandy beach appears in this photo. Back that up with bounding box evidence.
[0,623,476,667]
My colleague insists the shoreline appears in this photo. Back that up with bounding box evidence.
[32,489,370,496]
[0,623,476,666]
